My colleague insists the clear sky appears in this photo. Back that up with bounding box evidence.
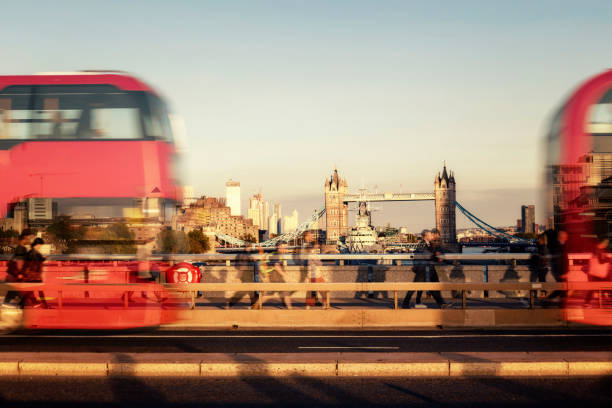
[3,0,612,230]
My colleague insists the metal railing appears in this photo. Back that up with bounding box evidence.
[2,281,610,311]
[0,253,534,263]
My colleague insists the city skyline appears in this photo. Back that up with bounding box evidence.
[205,169,540,233]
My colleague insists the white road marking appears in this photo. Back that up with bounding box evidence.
[299,346,400,349]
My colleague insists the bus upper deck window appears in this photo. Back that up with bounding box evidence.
[90,108,141,139]
[587,88,612,135]
[0,93,31,140]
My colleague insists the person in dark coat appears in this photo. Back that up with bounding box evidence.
[3,229,34,305]
[22,238,49,308]
[547,230,568,300]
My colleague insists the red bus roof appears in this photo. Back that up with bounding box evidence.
[0,73,156,93]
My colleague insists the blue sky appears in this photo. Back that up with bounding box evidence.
[3,1,612,230]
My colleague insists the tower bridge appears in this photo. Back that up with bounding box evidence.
[324,165,457,248]
[214,165,531,249]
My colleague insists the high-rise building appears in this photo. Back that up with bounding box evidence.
[182,185,196,208]
[225,180,241,216]
[247,193,269,229]
[324,168,348,244]
[434,165,457,245]
[27,198,56,221]
[282,209,299,233]
[268,204,282,235]
[268,213,278,235]
[521,205,536,234]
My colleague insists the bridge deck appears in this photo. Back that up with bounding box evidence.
[343,193,434,202]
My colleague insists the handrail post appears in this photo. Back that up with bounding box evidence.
[325,291,330,309]
[461,289,466,309]
[191,291,196,309]
[394,291,398,310]
[529,289,535,309]
[483,265,489,298]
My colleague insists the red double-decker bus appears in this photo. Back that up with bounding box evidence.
[0,72,184,330]
[546,69,612,326]
[0,72,181,216]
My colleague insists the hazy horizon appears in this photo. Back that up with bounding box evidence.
[3,1,612,230]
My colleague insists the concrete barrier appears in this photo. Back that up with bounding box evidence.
[1,352,609,377]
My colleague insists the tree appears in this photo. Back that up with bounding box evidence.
[241,233,256,243]
[187,229,210,253]
[103,222,136,254]
[47,217,79,253]
[158,229,189,253]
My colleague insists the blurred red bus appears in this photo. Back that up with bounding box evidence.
[546,69,612,325]
[0,72,184,331]
[0,72,181,217]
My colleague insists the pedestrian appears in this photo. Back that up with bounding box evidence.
[583,236,610,308]
[259,243,293,309]
[136,237,165,302]
[530,233,549,296]
[3,229,34,306]
[299,231,323,307]
[23,238,49,308]
[546,230,568,301]
[226,245,258,308]
[250,246,273,309]
[306,242,326,308]
[402,229,447,309]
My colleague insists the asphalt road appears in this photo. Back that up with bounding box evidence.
[0,376,609,407]
[1,329,611,353]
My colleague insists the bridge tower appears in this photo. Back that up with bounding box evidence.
[324,167,348,244]
[434,164,457,247]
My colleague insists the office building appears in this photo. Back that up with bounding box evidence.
[225,180,241,216]
[521,205,536,234]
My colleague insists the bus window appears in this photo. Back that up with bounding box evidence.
[32,86,145,140]
[143,94,172,142]
[90,107,141,139]
[587,88,612,134]
[1,84,173,142]
[0,88,32,140]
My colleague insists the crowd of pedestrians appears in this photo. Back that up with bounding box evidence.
[5,226,609,311]
[226,232,328,310]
